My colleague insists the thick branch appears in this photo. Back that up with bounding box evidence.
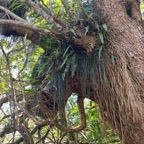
[6,25,47,49]
[0,19,53,37]
[0,19,96,52]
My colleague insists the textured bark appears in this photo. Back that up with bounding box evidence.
[0,0,144,143]
[90,0,144,143]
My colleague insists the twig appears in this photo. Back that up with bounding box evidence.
[61,0,72,20]
[7,46,25,56]
[0,6,26,22]
[17,44,31,75]
[14,126,38,144]
[38,127,42,144]
[77,0,96,29]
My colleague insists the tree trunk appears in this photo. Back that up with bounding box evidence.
[91,0,144,143]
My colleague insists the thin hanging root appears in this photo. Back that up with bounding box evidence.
[66,97,86,132]
[51,96,86,132]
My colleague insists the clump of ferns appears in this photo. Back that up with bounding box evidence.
[59,45,77,79]
[60,24,108,80]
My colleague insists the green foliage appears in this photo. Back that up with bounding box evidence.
[9,0,24,11]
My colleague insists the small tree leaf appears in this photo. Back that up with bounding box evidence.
[85,25,89,35]
[102,23,108,31]
[70,29,77,36]
[111,54,116,64]
[63,45,71,58]
[99,32,104,44]
[95,21,99,30]
[98,46,103,60]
